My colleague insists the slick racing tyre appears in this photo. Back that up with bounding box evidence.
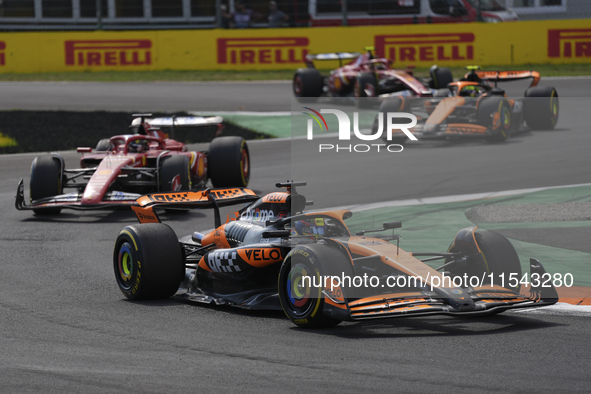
[95,139,111,152]
[160,155,191,192]
[293,68,324,98]
[448,229,522,293]
[208,137,250,188]
[429,65,453,89]
[477,97,512,143]
[279,243,352,329]
[524,86,559,130]
[113,224,184,300]
[354,72,378,108]
[373,98,409,145]
[30,155,63,215]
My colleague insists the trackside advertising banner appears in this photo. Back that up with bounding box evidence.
[0,19,590,73]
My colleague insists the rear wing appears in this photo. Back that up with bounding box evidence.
[131,114,225,139]
[305,52,360,67]
[132,188,259,226]
[142,116,224,127]
[465,70,541,88]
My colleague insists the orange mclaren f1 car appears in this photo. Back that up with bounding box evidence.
[113,181,558,328]
[374,66,559,144]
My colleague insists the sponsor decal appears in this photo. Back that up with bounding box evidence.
[241,208,275,222]
[217,37,309,65]
[210,188,250,199]
[171,175,182,192]
[238,248,282,264]
[131,206,159,223]
[262,192,289,203]
[0,41,5,66]
[148,192,191,203]
[109,191,127,201]
[65,39,152,67]
[548,28,591,58]
[375,33,474,62]
[207,251,240,273]
[137,211,157,221]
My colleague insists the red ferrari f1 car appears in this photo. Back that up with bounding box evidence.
[293,47,453,104]
[15,114,250,214]
[375,66,559,144]
[113,181,558,328]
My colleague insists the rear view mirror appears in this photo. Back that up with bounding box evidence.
[383,221,402,230]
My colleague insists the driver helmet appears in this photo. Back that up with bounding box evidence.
[128,139,149,153]
[292,217,326,239]
[459,85,480,97]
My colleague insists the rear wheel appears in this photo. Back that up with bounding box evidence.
[30,155,63,215]
[293,68,324,98]
[113,224,184,300]
[524,86,559,130]
[160,155,190,192]
[477,97,512,143]
[208,137,250,188]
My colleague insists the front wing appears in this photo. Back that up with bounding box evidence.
[15,178,141,211]
[322,259,559,322]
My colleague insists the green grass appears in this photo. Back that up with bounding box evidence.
[0,63,589,82]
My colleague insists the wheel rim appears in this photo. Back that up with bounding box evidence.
[284,263,317,316]
[293,76,302,96]
[550,94,559,124]
[241,146,250,184]
[117,242,137,291]
[501,105,511,131]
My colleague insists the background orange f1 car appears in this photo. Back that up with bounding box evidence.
[113,182,558,329]
[374,66,559,144]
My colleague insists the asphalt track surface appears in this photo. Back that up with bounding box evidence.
[1,79,590,393]
[0,76,589,112]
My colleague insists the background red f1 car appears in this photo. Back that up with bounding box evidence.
[375,66,559,144]
[15,114,250,214]
[292,47,454,104]
[113,181,558,329]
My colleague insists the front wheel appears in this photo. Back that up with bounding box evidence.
[30,155,63,215]
[208,137,250,188]
[160,155,190,192]
[448,228,522,292]
[429,65,453,89]
[113,224,185,300]
[477,97,512,143]
[278,244,351,329]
